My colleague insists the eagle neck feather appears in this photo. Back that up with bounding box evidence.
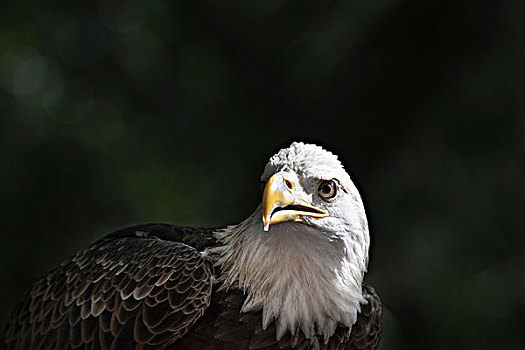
[212,209,367,341]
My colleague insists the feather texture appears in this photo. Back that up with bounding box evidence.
[171,284,382,350]
[2,224,218,350]
[1,224,381,350]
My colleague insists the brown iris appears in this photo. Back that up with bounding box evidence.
[318,180,337,199]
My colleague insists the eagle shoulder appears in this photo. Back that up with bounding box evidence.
[347,283,383,350]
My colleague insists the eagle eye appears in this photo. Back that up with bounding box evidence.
[318,180,337,200]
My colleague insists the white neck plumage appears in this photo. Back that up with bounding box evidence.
[211,207,369,342]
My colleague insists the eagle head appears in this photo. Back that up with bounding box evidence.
[214,142,370,342]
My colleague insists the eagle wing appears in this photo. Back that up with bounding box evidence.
[2,224,218,350]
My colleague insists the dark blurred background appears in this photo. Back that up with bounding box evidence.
[1,0,523,349]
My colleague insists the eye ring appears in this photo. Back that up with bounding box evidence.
[318,180,337,200]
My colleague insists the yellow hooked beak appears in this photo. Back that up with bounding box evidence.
[261,171,328,231]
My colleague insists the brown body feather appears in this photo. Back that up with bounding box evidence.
[1,224,381,350]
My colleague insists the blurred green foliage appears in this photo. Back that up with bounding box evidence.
[0,0,523,349]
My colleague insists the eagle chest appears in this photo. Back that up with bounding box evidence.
[171,289,360,350]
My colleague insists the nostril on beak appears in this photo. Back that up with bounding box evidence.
[284,179,293,190]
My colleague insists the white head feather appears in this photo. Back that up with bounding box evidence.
[213,142,370,342]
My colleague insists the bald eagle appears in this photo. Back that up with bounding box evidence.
[2,143,382,350]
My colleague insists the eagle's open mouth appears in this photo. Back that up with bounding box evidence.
[272,204,326,217]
